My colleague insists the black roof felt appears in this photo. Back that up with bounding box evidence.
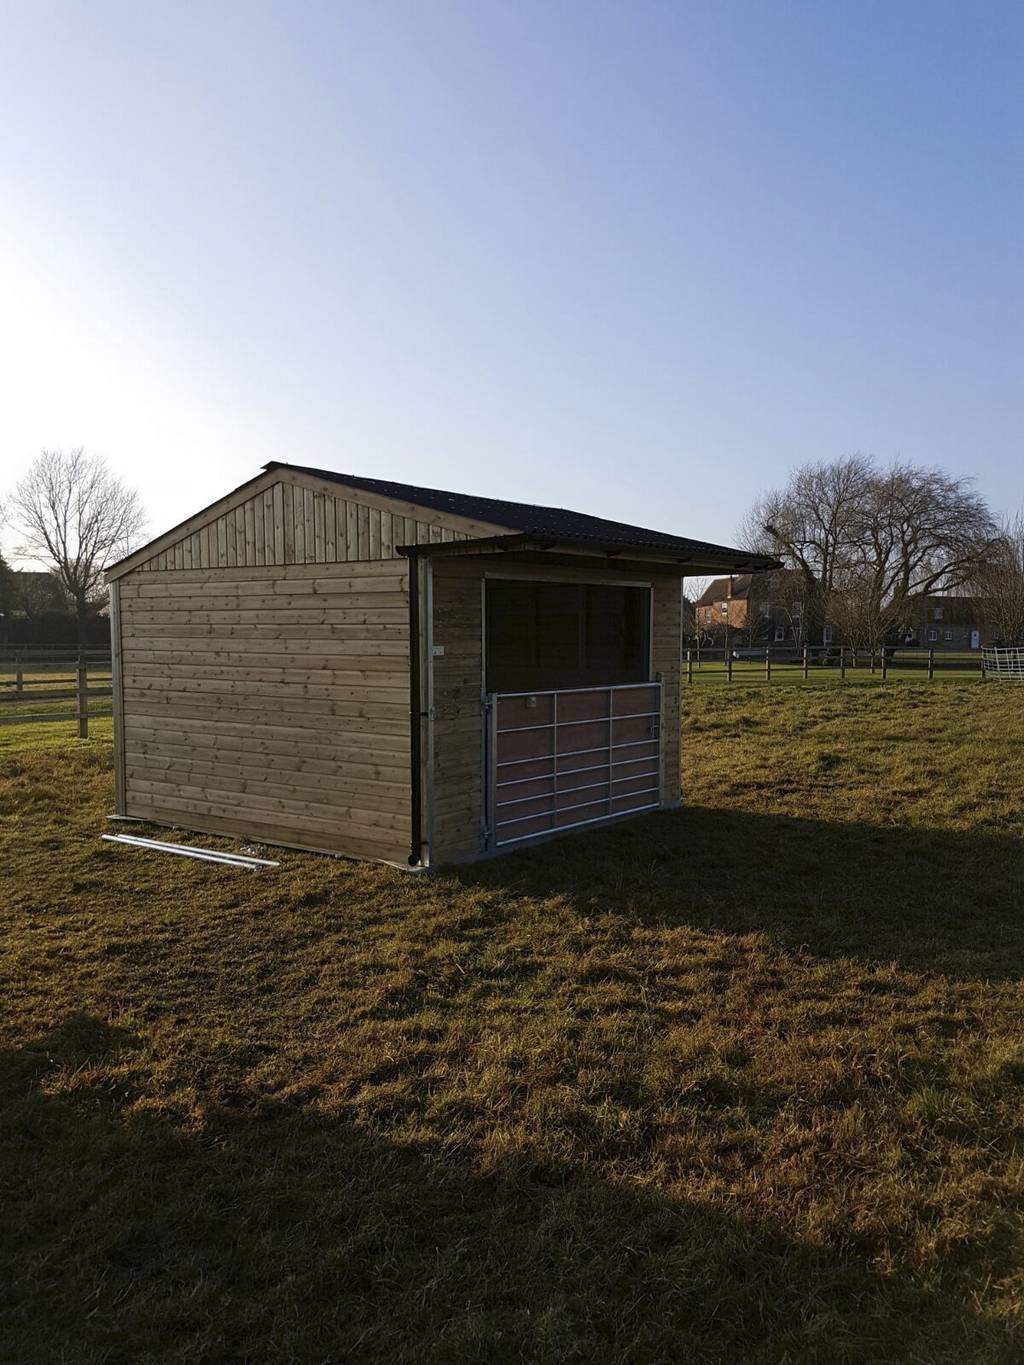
[264,462,775,565]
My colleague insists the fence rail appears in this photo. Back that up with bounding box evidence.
[685,644,989,685]
[0,649,113,735]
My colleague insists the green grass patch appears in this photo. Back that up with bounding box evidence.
[2,684,1023,1362]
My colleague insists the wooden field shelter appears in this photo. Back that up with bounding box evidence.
[105,464,778,867]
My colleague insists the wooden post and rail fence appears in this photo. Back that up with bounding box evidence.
[0,648,113,736]
[684,643,990,686]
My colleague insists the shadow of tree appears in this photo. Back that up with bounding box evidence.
[457,807,1024,982]
[2,1014,1019,1364]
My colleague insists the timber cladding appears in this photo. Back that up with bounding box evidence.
[117,558,413,864]
[126,470,498,574]
[429,560,486,863]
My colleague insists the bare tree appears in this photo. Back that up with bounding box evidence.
[757,568,809,646]
[841,462,997,644]
[13,570,71,617]
[741,456,998,647]
[972,508,1024,644]
[11,449,145,648]
[738,455,872,644]
[682,575,711,643]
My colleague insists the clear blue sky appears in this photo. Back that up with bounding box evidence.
[1,1,1020,551]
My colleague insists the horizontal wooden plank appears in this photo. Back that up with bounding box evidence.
[121,556,409,586]
[124,738,408,780]
[123,801,409,863]
[122,586,409,612]
[122,635,408,656]
[123,687,407,721]
[121,622,408,643]
[122,570,407,597]
[122,608,408,627]
[123,714,409,752]
[124,663,409,688]
[0,710,79,726]
[125,699,408,734]
[125,776,409,831]
[0,687,112,703]
[121,676,408,705]
[125,761,409,810]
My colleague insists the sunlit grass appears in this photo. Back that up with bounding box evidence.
[2,683,1023,1362]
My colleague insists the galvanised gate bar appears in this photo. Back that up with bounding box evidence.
[488,682,663,847]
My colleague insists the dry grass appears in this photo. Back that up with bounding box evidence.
[2,683,1024,1363]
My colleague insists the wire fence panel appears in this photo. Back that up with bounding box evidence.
[982,647,1024,681]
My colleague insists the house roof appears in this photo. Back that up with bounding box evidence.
[695,575,752,606]
[264,463,778,569]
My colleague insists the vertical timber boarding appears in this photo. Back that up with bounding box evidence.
[111,470,507,866]
[428,560,683,863]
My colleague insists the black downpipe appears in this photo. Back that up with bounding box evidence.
[408,550,422,865]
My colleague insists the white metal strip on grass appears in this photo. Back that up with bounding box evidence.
[101,834,279,869]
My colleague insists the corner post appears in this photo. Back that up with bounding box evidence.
[109,579,127,814]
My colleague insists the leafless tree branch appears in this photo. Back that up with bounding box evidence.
[10,449,146,647]
[741,455,998,646]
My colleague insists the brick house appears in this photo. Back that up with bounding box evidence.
[693,571,807,643]
[905,595,983,650]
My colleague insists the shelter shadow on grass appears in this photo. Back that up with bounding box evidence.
[458,806,1024,983]
[2,1014,1017,1365]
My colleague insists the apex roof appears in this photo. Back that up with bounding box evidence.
[264,463,777,567]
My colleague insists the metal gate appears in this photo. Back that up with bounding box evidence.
[487,682,662,848]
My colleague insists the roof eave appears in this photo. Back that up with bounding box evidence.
[397,534,781,574]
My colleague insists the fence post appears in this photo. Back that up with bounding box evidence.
[840,646,846,681]
[881,649,888,683]
[77,658,88,738]
[686,648,693,685]
[870,649,876,675]
[928,648,934,682]
[15,665,23,694]
[765,645,771,682]
[802,645,809,680]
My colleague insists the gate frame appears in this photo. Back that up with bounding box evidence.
[484,679,664,851]
[480,570,659,854]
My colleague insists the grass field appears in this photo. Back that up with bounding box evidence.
[2,682,1024,1363]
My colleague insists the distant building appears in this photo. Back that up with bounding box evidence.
[11,570,69,616]
[694,571,806,643]
[905,595,983,650]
